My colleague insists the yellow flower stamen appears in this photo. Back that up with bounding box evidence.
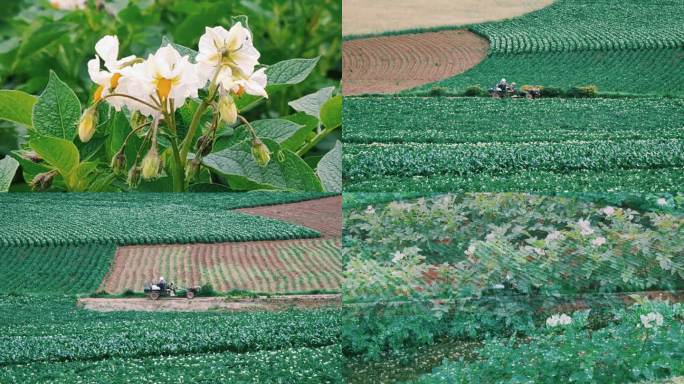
[156,78,173,100]
[110,73,122,89]
[93,85,104,102]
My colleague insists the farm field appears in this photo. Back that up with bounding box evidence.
[410,0,684,95]
[344,97,684,192]
[342,193,684,383]
[0,194,343,382]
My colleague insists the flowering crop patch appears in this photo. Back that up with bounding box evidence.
[409,0,684,95]
[343,97,684,192]
[0,295,341,382]
[0,244,115,294]
[0,194,321,247]
[342,193,684,382]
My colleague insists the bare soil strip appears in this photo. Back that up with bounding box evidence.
[100,238,342,294]
[343,30,489,95]
[343,0,555,36]
[235,195,342,239]
[79,294,341,312]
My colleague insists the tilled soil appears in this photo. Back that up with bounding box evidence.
[342,30,489,95]
[79,294,342,312]
[343,0,555,36]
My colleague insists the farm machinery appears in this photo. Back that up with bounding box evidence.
[489,80,542,99]
[144,281,201,300]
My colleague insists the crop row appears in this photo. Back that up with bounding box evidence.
[471,0,684,54]
[0,245,115,294]
[0,295,340,365]
[0,195,320,247]
[0,345,342,384]
[344,97,684,144]
[409,48,684,95]
[345,139,684,178]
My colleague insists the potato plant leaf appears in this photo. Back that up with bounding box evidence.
[32,71,81,140]
[0,90,37,127]
[316,140,342,192]
[0,156,19,192]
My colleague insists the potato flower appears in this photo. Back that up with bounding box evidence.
[196,23,267,97]
[50,0,85,10]
[546,313,572,327]
[118,45,203,116]
[87,35,137,109]
[640,312,664,329]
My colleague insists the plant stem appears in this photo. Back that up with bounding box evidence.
[101,93,160,112]
[163,112,185,192]
[180,68,221,163]
[296,126,338,157]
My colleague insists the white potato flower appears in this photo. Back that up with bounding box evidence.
[546,313,572,327]
[657,198,668,207]
[118,45,203,116]
[87,35,137,109]
[365,205,375,215]
[391,251,405,263]
[50,0,85,10]
[197,23,267,97]
[640,312,664,329]
[577,219,594,236]
[591,236,607,247]
[601,206,615,216]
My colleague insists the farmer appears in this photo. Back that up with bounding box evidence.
[158,276,166,291]
[497,78,508,92]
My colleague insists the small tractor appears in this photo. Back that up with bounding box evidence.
[144,281,201,300]
[489,82,542,99]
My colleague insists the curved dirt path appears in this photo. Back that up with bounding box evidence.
[343,30,489,95]
[343,0,555,36]
[79,294,341,312]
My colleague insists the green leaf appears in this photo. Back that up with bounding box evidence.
[32,71,81,140]
[288,86,334,120]
[231,15,250,30]
[14,23,72,68]
[266,57,320,86]
[161,36,198,60]
[320,95,342,130]
[0,90,37,127]
[29,136,80,177]
[316,140,342,192]
[107,111,140,169]
[9,152,51,184]
[218,119,309,152]
[0,156,19,192]
[202,138,323,192]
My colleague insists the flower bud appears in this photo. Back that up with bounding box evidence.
[185,158,201,181]
[78,107,98,143]
[251,138,270,167]
[127,166,140,187]
[218,95,238,125]
[141,147,160,180]
[30,171,55,191]
[22,151,42,163]
[110,150,126,175]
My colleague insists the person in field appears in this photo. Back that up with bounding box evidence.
[158,276,166,291]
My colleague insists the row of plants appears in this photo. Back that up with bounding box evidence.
[471,0,684,54]
[0,294,340,365]
[0,194,320,247]
[0,14,342,192]
[344,139,684,187]
[0,244,116,294]
[344,97,684,144]
[412,300,684,383]
[409,49,684,96]
[1,345,343,384]
[344,168,684,193]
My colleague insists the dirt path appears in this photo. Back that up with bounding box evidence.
[343,0,555,36]
[342,30,489,95]
[79,294,341,312]
[236,195,342,238]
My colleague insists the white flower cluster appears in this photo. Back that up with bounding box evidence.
[50,0,85,10]
[546,313,572,327]
[87,23,267,119]
[640,312,664,329]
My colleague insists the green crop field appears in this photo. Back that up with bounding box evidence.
[0,296,341,383]
[0,194,323,246]
[410,0,684,95]
[0,244,116,294]
[344,97,684,192]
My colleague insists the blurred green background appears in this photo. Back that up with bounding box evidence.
[0,0,341,156]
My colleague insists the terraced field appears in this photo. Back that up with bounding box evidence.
[410,0,684,95]
[344,97,684,192]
